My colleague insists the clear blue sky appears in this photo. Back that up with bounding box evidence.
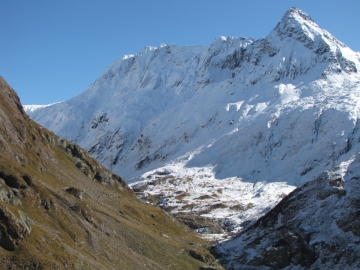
[1,0,359,105]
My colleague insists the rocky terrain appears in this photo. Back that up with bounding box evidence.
[0,76,220,269]
[215,157,360,269]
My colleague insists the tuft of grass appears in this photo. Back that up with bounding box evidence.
[246,202,255,209]
[175,192,190,201]
[230,204,245,212]
[146,193,158,204]
[208,203,228,211]
[195,194,213,200]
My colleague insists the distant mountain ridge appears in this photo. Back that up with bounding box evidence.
[27,7,360,242]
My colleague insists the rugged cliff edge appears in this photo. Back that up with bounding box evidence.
[0,76,220,269]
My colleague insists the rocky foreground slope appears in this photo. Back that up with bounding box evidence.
[0,76,220,269]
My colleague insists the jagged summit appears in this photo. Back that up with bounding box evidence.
[84,7,357,93]
[273,7,319,41]
[282,6,315,24]
[271,7,350,55]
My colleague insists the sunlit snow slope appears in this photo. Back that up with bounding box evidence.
[28,7,360,232]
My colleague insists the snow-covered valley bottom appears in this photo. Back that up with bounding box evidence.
[129,148,295,241]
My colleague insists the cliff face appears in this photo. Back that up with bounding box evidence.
[0,76,219,269]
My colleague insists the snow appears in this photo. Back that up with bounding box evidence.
[23,102,62,113]
[129,148,296,236]
[26,7,360,238]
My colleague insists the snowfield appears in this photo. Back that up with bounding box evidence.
[27,6,360,247]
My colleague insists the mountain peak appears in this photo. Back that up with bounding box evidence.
[269,7,358,75]
[268,6,345,59]
[283,6,314,23]
[273,7,320,41]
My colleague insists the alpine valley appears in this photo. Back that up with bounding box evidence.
[0,77,221,269]
[25,7,360,269]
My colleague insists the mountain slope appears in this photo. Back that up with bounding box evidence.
[215,156,360,269]
[27,7,360,233]
[0,76,219,269]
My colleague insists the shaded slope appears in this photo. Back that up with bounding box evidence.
[0,76,220,269]
[215,156,360,269]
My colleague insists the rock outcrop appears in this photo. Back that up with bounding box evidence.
[0,204,31,251]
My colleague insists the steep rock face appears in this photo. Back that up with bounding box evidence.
[26,7,360,233]
[0,77,219,269]
[215,155,360,269]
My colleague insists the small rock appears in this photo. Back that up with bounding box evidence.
[64,187,84,200]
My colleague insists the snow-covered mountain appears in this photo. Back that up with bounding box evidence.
[28,7,360,237]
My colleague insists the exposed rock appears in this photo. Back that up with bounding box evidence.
[189,249,217,266]
[132,182,149,192]
[174,212,224,234]
[58,138,128,190]
[0,179,21,206]
[0,172,28,189]
[0,204,31,251]
[40,195,54,211]
[63,187,84,200]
